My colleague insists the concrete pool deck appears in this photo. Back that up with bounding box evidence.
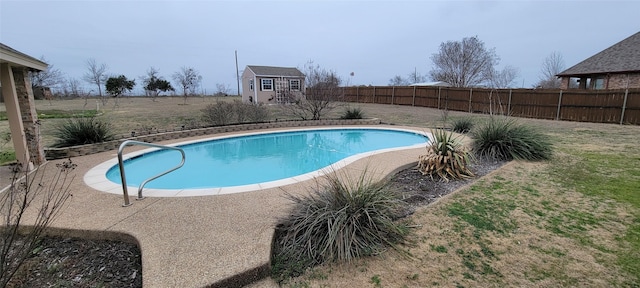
[6,125,431,287]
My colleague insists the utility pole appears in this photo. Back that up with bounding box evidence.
[235,50,240,96]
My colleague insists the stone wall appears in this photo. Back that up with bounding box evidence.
[44,118,382,160]
[12,67,46,165]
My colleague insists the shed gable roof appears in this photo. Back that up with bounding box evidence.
[557,32,640,76]
[247,65,304,77]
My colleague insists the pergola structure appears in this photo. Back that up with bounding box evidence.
[0,43,47,170]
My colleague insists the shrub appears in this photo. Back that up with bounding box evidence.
[201,100,269,126]
[472,117,552,161]
[234,101,269,123]
[1,159,76,287]
[201,101,235,126]
[340,107,364,119]
[451,117,474,133]
[272,170,409,281]
[52,117,113,147]
[418,129,474,182]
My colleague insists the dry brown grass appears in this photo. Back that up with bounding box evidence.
[288,161,636,287]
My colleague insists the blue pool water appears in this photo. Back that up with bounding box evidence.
[106,128,428,189]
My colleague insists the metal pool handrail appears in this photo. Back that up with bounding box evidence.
[117,140,185,207]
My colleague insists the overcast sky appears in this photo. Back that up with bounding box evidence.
[1,0,639,94]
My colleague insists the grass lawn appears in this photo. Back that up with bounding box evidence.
[1,97,639,287]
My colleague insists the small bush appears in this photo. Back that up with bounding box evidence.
[418,129,474,182]
[340,107,364,119]
[201,101,235,126]
[235,101,270,123]
[52,117,114,147]
[472,117,552,161]
[451,117,474,133]
[272,170,409,281]
[201,100,269,126]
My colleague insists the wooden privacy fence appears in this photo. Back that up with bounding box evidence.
[338,86,640,125]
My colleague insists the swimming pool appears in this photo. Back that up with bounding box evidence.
[84,127,429,196]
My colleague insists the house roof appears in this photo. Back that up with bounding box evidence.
[557,31,640,77]
[0,42,47,71]
[246,65,305,77]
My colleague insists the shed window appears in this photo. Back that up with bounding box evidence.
[249,79,254,91]
[289,79,300,91]
[261,79,273,91]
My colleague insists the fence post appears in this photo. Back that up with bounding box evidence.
[438,86,441,109]
[392,86,395,105]
[373,86,376,103]
[556,90,563,120]
[508,89,512,115]
[620,88,629,125]
[356,86,359,103]
[469,88,473,113]
[412,86,416,106]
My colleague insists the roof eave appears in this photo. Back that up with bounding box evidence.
[0,45,47,71]
[557,69,640,77]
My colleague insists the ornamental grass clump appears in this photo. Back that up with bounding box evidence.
[340,107,364,119]
[451,117,474,133]
[472,117,552,161]
[52,117,114,147]
[272,170,409,280]
[417,129,474,182]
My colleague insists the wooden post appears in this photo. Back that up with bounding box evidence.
[391,86,395,105]
[412,86,416,106]
[556,90,563,120]
[469,88,473,113]
[508,89,512,115]
[438,86,441,109]
[356,86,359,103]
[620,88,629,125]
[373,86,376,103]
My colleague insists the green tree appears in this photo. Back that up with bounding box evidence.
[106,75,135,107]
[142,67,174,100]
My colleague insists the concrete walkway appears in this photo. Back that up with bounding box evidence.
[8,125,428,287]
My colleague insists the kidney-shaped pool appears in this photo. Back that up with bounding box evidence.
[84,127,430,197]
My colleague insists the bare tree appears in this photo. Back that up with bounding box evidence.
[0,160,76,287]
[172,67,202,104]
[64,78,84,98]
[28,56,64,97]
[429,36,499,87]
[407,70,427,84]
[286,61,343,120]
[487,65,519,88]
[535,51,564,89]
[388,75,409,86]
[83,58,108,103]
[215,83,231,96]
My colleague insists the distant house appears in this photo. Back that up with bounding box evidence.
[557,31,640,90]
[241,65,305,104]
